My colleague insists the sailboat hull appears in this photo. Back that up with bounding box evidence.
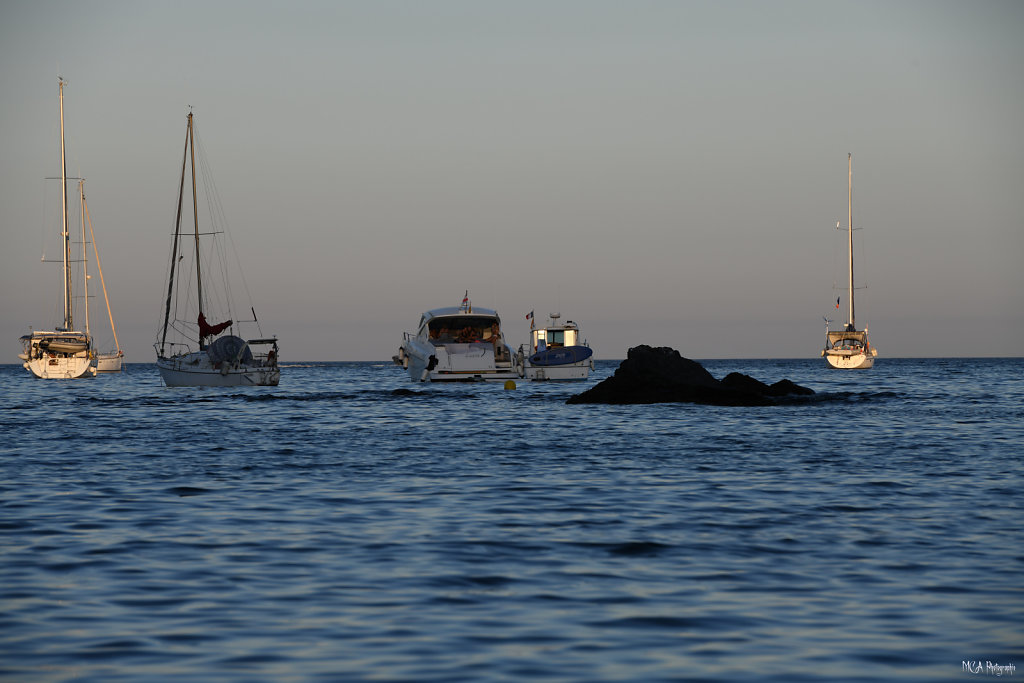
[22,332,96,379]
[25,357,96,379]
[24,352,96,379]
[96,352,123,372]
[157,352,279,387]
[824,351,875,370]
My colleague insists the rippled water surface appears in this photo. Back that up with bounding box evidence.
[2,358,1022,681]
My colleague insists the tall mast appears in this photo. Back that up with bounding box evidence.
[80,179,90,336]
[84,192,119,354]
[59,78,72,331]
[188,112,206,349]
[847,153,855,329]
[160,111,191,355]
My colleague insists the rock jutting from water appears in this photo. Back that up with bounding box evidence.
[566,345,815,406]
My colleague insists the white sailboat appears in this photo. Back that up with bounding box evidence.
[79,180,124,372]
[154,111,279,387]
[822,153,878,369]
[20,78,96,380]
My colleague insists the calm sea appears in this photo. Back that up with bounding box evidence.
[2,358,1022,682]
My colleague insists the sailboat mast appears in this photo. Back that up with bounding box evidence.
[188,113,205,350]
[160,112,191,355]
[59,78,72,331]
[80,180,90,336]
[847,153,855,329]
[84,192,118,354]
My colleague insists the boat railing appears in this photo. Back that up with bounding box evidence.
[154,341,195,358]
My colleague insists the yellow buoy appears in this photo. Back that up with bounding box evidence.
[504,380,516,390]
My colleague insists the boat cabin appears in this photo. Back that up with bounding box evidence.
[530,316,580,352]
[826,330,868,351]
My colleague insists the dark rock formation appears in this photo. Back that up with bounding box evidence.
[567,345,814,406]
[720,372,816,397]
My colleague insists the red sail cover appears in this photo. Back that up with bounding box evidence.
[198,312,232,339]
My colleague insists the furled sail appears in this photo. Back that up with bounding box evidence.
[198,312,232,340]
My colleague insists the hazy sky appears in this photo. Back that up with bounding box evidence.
[2,1,1022,361]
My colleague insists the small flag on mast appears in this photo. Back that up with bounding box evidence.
[835,296,841,309]
[526,310,534,329]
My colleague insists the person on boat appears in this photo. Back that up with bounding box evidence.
[484,323,505,358]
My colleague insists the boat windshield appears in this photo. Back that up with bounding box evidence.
[427,316,501,344]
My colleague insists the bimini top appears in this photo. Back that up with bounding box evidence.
[826,329,868,344]
[421,306,500,324]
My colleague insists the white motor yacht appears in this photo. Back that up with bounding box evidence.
[397,293,522,382]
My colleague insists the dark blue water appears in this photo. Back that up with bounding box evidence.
[2,358,1022,681]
